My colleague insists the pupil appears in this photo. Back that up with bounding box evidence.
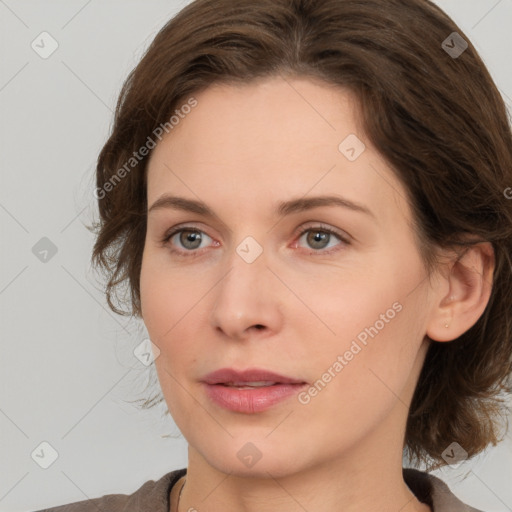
[183,231,201,248]
[309,231,328,248]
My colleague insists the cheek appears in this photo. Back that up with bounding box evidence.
[140,260,166,336]
[297,308,416,440]
[140,264,197,421]
[300,267,420,401]
[323,301,407,389]
[139,252,194,337]
[140,254,204,381]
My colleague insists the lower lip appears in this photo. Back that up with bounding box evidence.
[202,383,307,413]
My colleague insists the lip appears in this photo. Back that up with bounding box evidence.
[201,367,307,414]
[202,367,306,385]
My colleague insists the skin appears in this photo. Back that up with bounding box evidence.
[139,76,495,512]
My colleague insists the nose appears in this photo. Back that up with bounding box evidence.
[209,245,283,341]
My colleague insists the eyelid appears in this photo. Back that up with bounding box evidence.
[294,222,350,241]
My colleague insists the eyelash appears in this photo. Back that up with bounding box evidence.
[160,224,350,258]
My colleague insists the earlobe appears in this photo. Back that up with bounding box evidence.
[425,241,495,343]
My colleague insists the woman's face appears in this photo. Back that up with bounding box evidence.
[140,76,438,477]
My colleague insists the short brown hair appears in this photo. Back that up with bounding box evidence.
[89,0,512,470]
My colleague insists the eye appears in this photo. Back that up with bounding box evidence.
[295,224,349,254]
[160,223,350,258]
[161,227,215,256]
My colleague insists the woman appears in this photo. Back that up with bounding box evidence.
[36,0,512,510]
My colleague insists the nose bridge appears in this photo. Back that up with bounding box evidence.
[210,237,281,338]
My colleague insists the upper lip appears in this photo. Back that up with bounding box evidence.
[202,368,306,385]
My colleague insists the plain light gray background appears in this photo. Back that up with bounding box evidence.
[1,1,511,511]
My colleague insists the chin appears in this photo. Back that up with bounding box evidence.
[193,436,309,479]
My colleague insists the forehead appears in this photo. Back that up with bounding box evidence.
[146,77,412,229]
[151,77,362,161]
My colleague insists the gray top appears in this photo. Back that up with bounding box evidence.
[33,467,484,512]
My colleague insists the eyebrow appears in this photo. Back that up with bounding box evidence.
[148,194,375,219]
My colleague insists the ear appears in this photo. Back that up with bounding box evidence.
[426,241,495,342]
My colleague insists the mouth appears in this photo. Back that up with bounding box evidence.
[201,368,307,413]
